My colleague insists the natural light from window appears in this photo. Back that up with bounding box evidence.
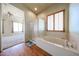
[48,15,53,30]
[47,11,64,31]
[13,22,23,32]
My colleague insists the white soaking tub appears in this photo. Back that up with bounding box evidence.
[33,37,79,56]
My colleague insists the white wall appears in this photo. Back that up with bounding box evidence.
[2,33,25,49]
[37,4,69,40]
[69,4,79,51]
[1,4,25,50]
[1,3,37,50]
[25,9,37,41]
[0,4,2,51]
[11,3,37,41]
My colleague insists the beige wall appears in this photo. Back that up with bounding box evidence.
[37,4,69,40]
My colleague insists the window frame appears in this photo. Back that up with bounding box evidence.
[46,10,65,32]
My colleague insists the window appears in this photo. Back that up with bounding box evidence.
[46,10,64,32]
[13,22,23,32]
[48,15,54,30]
[18,23,23,32]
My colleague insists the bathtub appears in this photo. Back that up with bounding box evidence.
[43,36,65,46]
[33,37,79,56]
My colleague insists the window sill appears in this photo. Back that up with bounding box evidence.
[46,30,65,32]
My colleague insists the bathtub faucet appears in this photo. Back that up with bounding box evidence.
[65,40,74,48]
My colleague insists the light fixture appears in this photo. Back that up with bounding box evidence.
[34,8,37,11]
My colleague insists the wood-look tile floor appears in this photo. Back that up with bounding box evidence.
[0,43,51,56]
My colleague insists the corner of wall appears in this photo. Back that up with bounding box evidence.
[0,3,2,51]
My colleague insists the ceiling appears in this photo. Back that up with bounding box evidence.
[23,3,53,15]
